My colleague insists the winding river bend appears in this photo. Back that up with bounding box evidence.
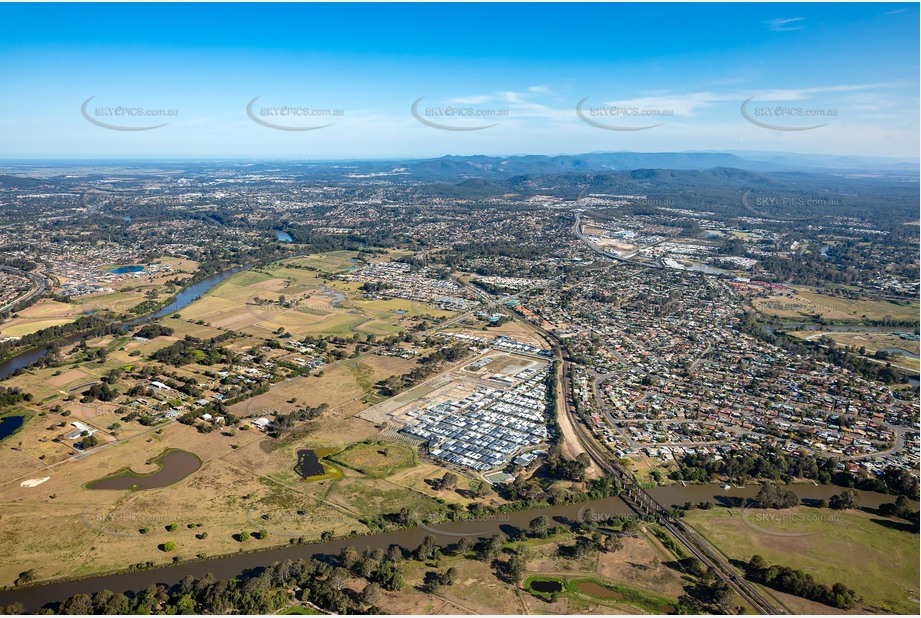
[0,267,246,381]
[0,484,908,611]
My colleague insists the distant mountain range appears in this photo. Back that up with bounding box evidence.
[342,151,919,181]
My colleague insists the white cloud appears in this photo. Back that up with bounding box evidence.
[766,17,805,32]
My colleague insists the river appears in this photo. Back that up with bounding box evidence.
[0,484,909,611]
[0,267,246,381]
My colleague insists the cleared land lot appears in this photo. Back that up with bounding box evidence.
[684,505,919,615]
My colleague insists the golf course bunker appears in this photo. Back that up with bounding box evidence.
[294,449,324,478]
[576,581,623,599]
[529,579,564,594]
[87,449,201,490]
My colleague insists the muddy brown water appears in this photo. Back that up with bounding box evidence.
[0,484,909,611]
[576,580,623,599]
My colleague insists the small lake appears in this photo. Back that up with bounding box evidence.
[109,265,144,274]
[87,450,201,490]
[530,579,564,594]
[274,230,293,242]
[294,449,325,478]
[0,414,25,442]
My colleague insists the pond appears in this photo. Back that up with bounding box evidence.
[0,414,25,442]
[86,449,201,490]
[576,581,622,599]
[109,265,144,274]
[274,230,293,242]
[294,449,325,478]
[529,579,564,594]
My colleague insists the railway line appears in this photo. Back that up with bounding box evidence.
[560,357,787,615]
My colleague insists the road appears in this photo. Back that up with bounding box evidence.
[488,283,787,614]
[0,264,49,314]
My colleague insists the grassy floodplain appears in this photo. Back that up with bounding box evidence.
[683,505,919,614]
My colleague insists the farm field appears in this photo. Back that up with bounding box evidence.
[683,505,919,614]
[176,253,455,339]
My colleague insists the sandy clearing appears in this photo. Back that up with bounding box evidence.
[20,477,50,488]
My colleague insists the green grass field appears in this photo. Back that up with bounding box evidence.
[329,441,417,478]
[683,506,919,614]
[285,251,360,274]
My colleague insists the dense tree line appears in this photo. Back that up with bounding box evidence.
[744,555,857,609]
[8,556,387,615]
[0,315,118,360]
[376,343,473,396]
[676,444,919,499]
[134,323,174,339]
[150,333,238,367]
[0,386,32,407]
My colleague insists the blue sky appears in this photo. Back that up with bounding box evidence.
[0,2,917,159]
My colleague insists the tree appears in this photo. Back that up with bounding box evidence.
[480,533,505,560]
[754,484,799,509]
[384,544,403,563]
[78,434,99,450]
[161,541,176,552]
[327,566,349,591]
[602,534,624,553]
[455,536,473,555]
[415,535,438,561]
[60,593,93,615]
[829,489,859,510]
[528,515,549,538]
[360,582,381,605]
[15,569,37,586]
[340,546,360,569]
[439,472,458,491]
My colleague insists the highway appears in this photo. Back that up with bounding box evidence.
[0,264,49,314]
